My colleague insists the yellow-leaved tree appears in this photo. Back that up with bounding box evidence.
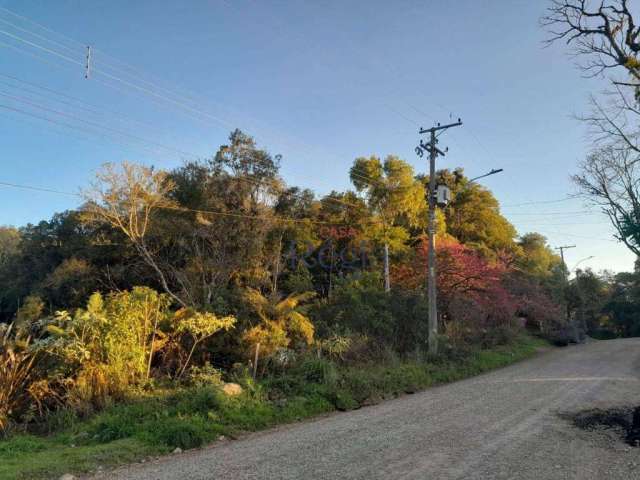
[242,288,315,375]
[173,309,236,379]
[350,155,426,291]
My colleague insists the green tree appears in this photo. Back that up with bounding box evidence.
[516,233,561,278]
[166,130,283,307]
[350,155,426,291]
[174,309,236,379]
[438,168,517,257]
[602,270,640,337]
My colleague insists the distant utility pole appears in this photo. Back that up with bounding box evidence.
[555,244,577,342]
[555,245,576,277]
[417,119,462,355]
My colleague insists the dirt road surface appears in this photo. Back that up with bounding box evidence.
[90,338,640,480]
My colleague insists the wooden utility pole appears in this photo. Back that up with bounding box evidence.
[556,244,577,341]
[417,119,462,355]
[556,245,576,278]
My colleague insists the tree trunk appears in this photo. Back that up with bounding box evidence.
[384,243,390,292]
[252,342,261,380]
[136,241,187,307]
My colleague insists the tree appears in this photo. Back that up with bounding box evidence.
[574,147,640,255]
[0,227,19,268]
[392,237,520,345]
[174,309,236,379]
[437,168,518,258]
[602,269,640,336]
[41,258,96,308]
[544,1,640,256]
[516,233,562,278]
[543,0,640,154]
[82,162,185,306]
[566,268,609,333]
[165,131,283,307]
[242,289,316,370]
[15,295,44,333]
[392,237,507,312]
[350,155,426,291]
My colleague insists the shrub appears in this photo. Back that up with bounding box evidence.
[290,357,337,386]
[312,272,394,340]
[183,363,224,388]
[143,415,220,449]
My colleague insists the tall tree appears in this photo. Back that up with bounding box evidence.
[167,130,282,307]
[574,146,640,255]
[544,1,640,258]
[82,162,185,306]
[516,233,562,278]
[437,168,518,258]
[350,155,426,291]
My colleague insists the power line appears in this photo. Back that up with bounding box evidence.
[0,179,368,226]
[0,11,390,192]
[0,15,82,57]
[501,210,596,216]
[0,103,176,159]
[0,6,86,52]
[0,28,83,66]
[0,71,365,211]
[501,196,581,208]
[0,90,199,158]
[0,181,78,197]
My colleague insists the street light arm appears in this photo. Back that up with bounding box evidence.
[571,256,595,273]
[468,168,504,184]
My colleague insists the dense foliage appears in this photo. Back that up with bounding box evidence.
[0,129,577,434]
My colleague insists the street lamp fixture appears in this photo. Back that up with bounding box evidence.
[468,168,504,184]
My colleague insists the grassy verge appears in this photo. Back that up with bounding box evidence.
[0,334,549,479]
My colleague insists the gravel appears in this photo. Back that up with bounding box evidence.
[87,338,640,480]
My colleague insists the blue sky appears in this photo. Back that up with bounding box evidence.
[0,0,634,273]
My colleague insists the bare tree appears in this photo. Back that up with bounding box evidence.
[543,1,640,256]
[573,147,640,255]
[543,1,640,80]
[82,162,188,307]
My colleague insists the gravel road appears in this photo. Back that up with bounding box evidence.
[90,338,640,480]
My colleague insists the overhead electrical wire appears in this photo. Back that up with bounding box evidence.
[0,10,389,192]
[0,180,372,226]
[0,102,171,156]
[0,95,359,210]
[0,6,607,224]
[0,75,362,209]
[501,196,582,208]
[0,90,199,158]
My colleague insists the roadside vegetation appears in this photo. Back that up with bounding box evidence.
[0,334,547,479]
[3,1,640,478]
[0,127,634,478]
[0,130,572,477]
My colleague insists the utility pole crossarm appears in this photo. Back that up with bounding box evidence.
[419,119,463,134]
[555,244,576,272]
[419,139,446,157]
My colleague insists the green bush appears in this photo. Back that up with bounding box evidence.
[141,415,221,449]
[311,273,428,354]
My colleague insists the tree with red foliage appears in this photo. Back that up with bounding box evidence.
[392,237,518,332]
[392,236,566,341]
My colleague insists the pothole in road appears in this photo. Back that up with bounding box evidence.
[561,406,640,447]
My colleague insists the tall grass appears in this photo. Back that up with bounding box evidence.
[0,325,38,433]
